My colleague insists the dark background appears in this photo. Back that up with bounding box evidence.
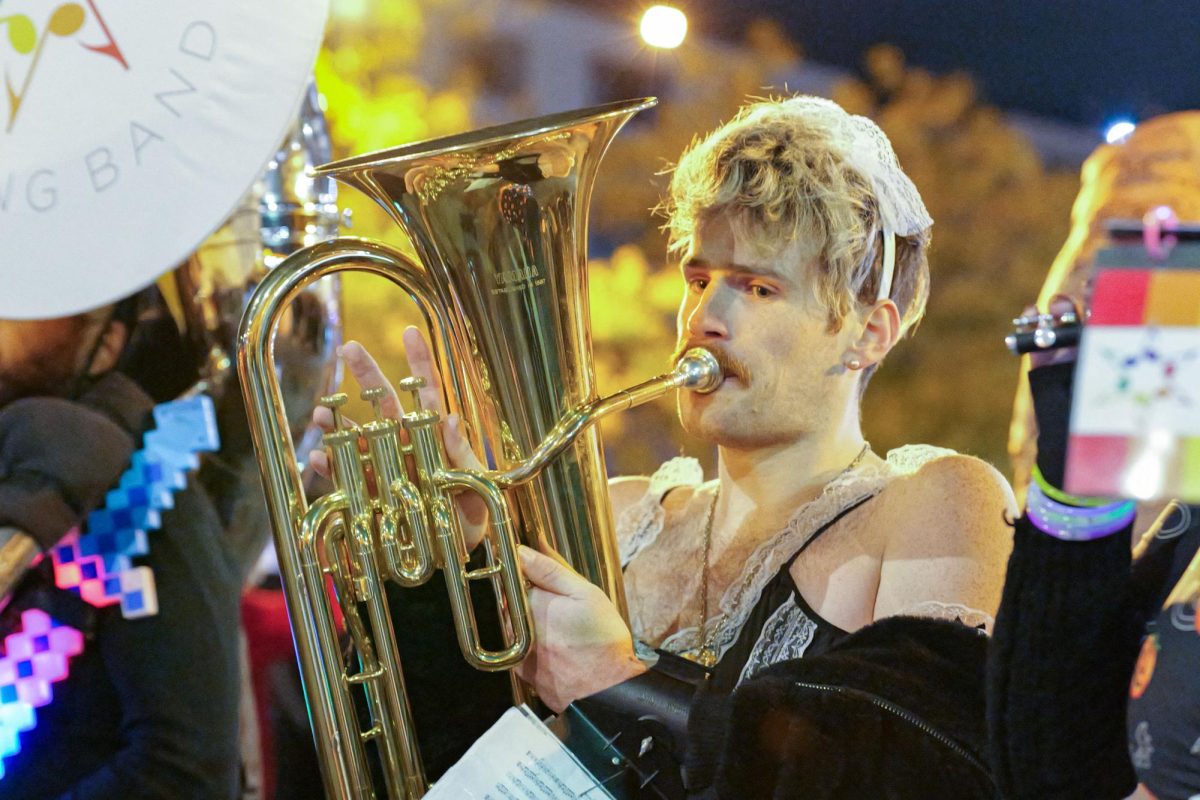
[568,0,1199,126]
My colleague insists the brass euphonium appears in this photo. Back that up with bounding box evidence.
[236,98,721,799]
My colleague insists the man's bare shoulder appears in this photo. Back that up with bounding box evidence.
[871,451,1017,623]
[608,475,651,519]
[881,452,1018,527]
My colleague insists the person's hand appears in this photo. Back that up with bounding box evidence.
[514,545,645,713]
[1023,294,1083,370]
[0,395,135,550]
[309,328,487,548]
[1022,294,1086,488]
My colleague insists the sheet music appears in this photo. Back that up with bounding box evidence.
[424,706,613,799]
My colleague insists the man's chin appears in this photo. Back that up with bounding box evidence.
[679,399,734,442]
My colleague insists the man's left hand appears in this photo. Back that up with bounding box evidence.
[514,546,646,712]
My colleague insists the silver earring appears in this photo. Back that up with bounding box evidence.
[845,357,862,371]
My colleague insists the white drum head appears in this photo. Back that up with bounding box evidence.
[0,0,329,318]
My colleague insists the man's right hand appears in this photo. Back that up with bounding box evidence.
[309,327,488,548]
[0,396,135,551]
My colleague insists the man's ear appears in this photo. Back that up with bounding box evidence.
[846,300,901,368]
[87,320,129,377]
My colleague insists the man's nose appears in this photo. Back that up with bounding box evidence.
[686,282,730,340]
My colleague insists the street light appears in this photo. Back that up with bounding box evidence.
[1104,119,1136,144]
[640,5,687,49]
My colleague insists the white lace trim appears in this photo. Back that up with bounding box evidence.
[619,444,956,663]
[894,601,995,633]
[617,457,706,567]
[737,599,817,685]
[773,96,933,238]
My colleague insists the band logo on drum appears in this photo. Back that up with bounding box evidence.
[1,1,126,133]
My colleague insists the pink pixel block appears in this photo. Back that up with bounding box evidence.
[0,611,85,774]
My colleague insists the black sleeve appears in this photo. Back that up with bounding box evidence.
[0,396,136,551]
[569,651,707,799]
[987,361,1141,800]
[572,620,996,800]
[987,519,1141,800]
[61,481,243,800]
[1027,362,1075,487]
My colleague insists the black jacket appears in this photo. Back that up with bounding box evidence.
[0,373,242,800]
[576,615,999,799]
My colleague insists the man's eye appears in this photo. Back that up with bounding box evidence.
[688,277,709,292]
[750,284,775,298]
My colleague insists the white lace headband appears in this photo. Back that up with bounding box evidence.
[775,96,933,302]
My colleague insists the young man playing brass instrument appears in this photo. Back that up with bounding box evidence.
[319,96,1016,797]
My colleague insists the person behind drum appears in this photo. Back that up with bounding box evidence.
[0,296,242,799]
[320,95,1017,796]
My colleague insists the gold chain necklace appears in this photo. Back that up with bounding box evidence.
[695,441,872,668]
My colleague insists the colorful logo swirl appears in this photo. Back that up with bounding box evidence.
[1,0,127,132]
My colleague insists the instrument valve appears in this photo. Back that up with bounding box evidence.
[397,376,426,411]
[319,393,350,430]
[398,376,440,427]
[361,387,391,421]
[319,393,360,450]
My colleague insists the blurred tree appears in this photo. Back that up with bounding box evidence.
[837,45,1078,469]
[314,0,478,423]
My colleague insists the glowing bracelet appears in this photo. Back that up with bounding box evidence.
[1026,483,1136,541]
[1031,465,1116,508]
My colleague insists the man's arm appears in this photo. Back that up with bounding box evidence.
[872,454,1017,626]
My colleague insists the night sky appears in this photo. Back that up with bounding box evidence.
[568,0,1200,127]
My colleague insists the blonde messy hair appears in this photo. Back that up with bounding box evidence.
[662,99,931,335]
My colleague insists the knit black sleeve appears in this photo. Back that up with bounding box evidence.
[987,363,1141,799]
[987,519,1141,800]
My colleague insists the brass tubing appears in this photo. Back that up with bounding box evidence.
[239,239,454,800]
[350,511,428,798]
[364,420,435,586]
[436,468,532,670]
[0,528,39,603]
[491,348,721,488]
[299,493,375,799]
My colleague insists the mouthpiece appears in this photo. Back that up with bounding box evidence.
[675,348,723,394]
[1005,310,1082,355]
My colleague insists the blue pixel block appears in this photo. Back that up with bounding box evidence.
[104,483,174,513]
[77,529,147,561]
[85,505,159,537]
[139,436,199,473]
[0,701,33,732]
[118,567,158,619]
[0,725,19,761]
[149,396,220,455]
[120,454,186,492]
[52,543,75,565]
